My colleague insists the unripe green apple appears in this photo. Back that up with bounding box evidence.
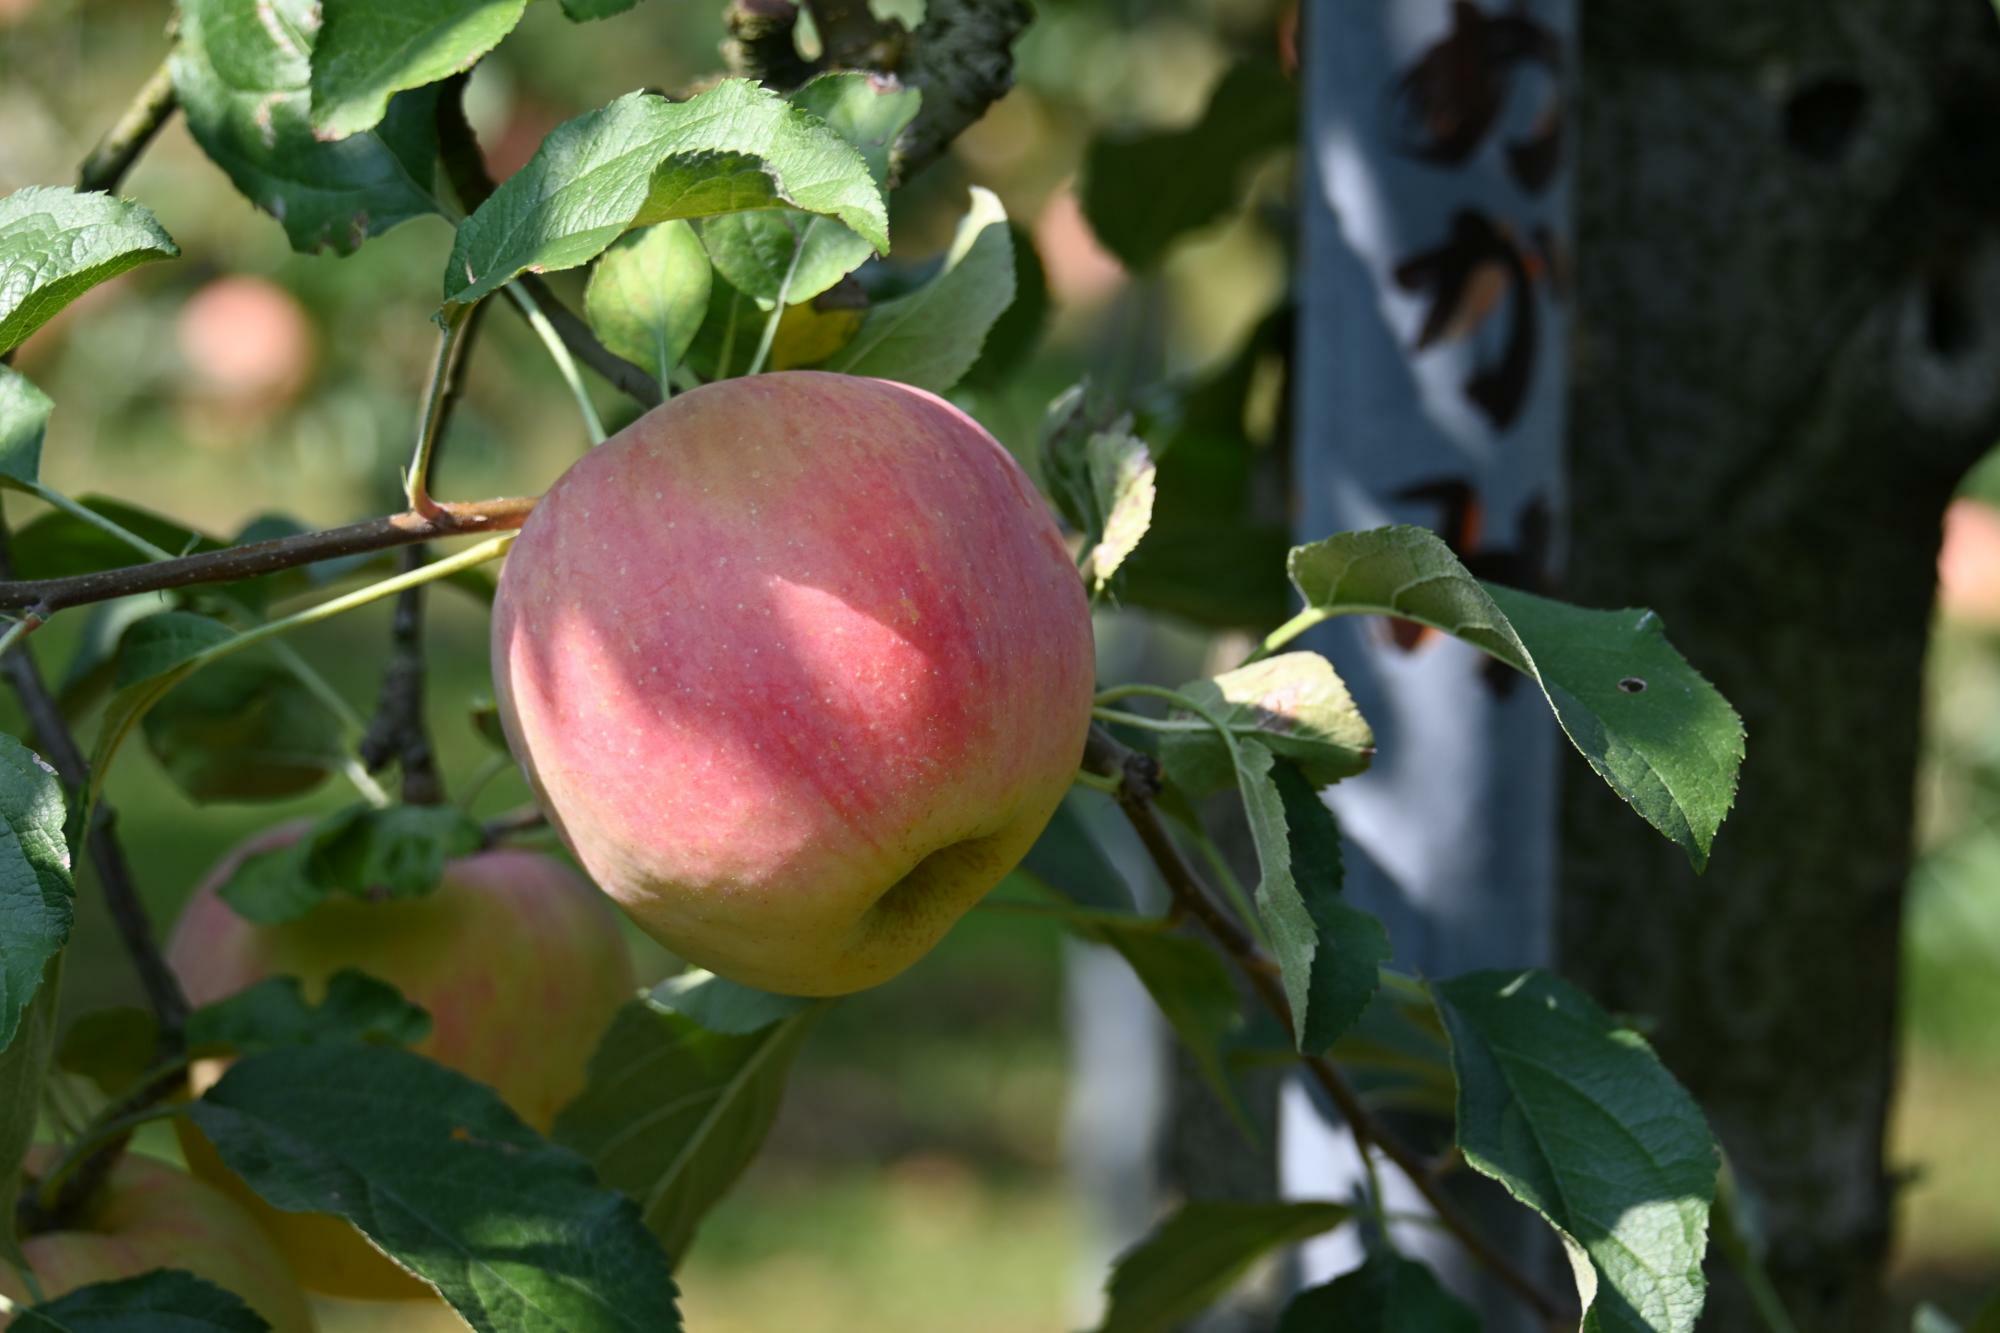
[491,371,1095,996]
[0,1150,315,1332]
[165,830,637,1300]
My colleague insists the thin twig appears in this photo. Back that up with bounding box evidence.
[76,57,178,195]
[0,496,534,615]
[1081,725,1573,1329]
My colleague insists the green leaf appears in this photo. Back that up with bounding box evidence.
[0,363,54,486]
[142,659,344,804]
[1018,796,1137,914]
[1433,969,1718,1333]
[1081,61,1296,271]
[583,222,711,387]
[187,970,431,1056]
[0,732,74,1050]
[1272,759,1387,1054]
[14,1269,268,1332]
[1917,1308,1964,1333]
[8,501,219,582]
[553,975,823,1262]
[1275,1252,1479,1333]
[57,1004,157,1099]
[561,0,641,17]
[699,75,920,310]
[90,613,238,810]
[309,0,529,140]
[216,803,485,924]
[172,0,444,255]
[444,81,887,308]
[0,187,178,354]
[190,1043,682,1330]
[1233,742,1316,1050]
[1061,914,1246,1131]
[824,186,1013,393]
[1076,428,1156,595]
[1287,526,1744,869]
[1159,653,1374,798]
[0,972,60,1269]
[1095,1200,1351,1333]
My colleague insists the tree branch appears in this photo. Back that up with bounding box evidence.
[76,56,178,195]
[1081,725,1574,1330]
[0,497,534,617]
[723,0,817,88]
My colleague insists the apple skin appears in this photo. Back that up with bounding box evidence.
[491,371,1096,996]
[165,831,637,1300]
[0,1150,316,1332]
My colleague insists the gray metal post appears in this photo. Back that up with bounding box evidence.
[1285,0,1573,1319]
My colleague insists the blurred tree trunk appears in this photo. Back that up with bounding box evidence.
[1563,5,2000,1328]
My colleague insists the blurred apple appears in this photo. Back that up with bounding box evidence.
[1940,497,2000,626]
[166,826,637,1299]
[491,371,1096,997]
[175,275,315,430]
[0,1149,314,1333]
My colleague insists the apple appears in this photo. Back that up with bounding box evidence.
[490,371,1096,996]
[0,1149,315,1332]
[166,831,637,1300]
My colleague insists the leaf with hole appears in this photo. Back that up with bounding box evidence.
[1287,526,1743,869]
[190,1043,682,1330]
[0,187,178,354]
[1433,968,1718,1333]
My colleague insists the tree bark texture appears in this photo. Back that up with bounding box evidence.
[1565,5,2000,1329]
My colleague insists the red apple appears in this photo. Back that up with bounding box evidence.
[0,1150,314,1332]
[165,831,637,1299]
[491,371,1095,996]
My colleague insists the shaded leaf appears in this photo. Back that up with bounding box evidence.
[824,187,1013,393]
[142,659,344,804]
[1018,795,1136,914]
[561,0,641,17]
[1159,653,1373,797]
[1082,61,1296,271]
[309,0,529,140]
[553,975,823,1262]
[1288,526,1744,869]
[190,1043,681,1330]
[1272,758,1386,1053]
[15,1269,268,1333]
[445,81,886,308]
[1275,1252,1479,1333]
[216,803,484,924]
[1096,1200,1351,1333]
[583,222,711,387]
[172,0,444,255]
[1433,969,1718,1333]
[0,363,54,486]
[700,75,920,310]
[0,973,60,1269]
[962,222,1047,388]
[187,970,431,1056]
[57,1004,157,1099]
[0,733,74,1050]
[0,187,178,354]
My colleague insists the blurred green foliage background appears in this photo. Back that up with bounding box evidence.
[1,0,1996,1326]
